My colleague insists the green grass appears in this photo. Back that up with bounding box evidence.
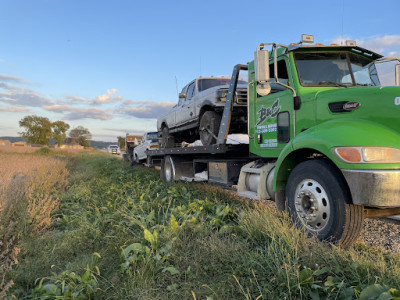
[9,151,400,299]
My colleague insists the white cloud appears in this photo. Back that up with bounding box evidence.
[0,73,31,85]
[62,89,123,105]
[93,89,122,104]
[118,100,175,119]
[331,35,400,57]
[0,82,54,107]
[64,94,89,103]
[42,104,113,120]
[0,106,30,113]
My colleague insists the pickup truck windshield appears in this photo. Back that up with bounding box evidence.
[147,132,158,141]
[294,52,380,87]
[198,79,247,92]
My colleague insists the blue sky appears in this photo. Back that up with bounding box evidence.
[1,0,400,141]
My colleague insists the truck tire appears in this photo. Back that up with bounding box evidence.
[161,155,175,182]
[146,155,152,167]
[200,111,221,146]
[285,159,364,247]
[161,127,174,148]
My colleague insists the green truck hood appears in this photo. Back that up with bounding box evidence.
[314,86,400,137]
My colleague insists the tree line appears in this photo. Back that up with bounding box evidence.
[19,115,92,147]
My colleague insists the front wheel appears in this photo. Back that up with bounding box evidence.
[199,111,221,146]
[135,154,140,164]
[160,127,175,148]
[286,159,364,247]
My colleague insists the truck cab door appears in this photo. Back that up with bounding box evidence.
[176,81,196,125]
[250,59,293,157]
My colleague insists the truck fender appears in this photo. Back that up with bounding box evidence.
[198,100,215,109]
[273,119,400,210]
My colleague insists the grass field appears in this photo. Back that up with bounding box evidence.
[1,147,400,299]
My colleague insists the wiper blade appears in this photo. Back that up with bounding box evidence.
[317,81,348,88]
[354,83,374,86]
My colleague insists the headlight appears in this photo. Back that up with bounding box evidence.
[332,147,400,163]
[216,90,228,101]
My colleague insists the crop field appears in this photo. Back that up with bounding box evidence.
[1,147,400,299]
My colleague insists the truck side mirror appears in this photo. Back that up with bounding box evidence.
[395,64,400,86]
[255,49,270,82]
[179,92,186,99]
[255,49,271,96]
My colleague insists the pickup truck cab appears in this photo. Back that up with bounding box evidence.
[157,76,248,147]
[133,132,159,163]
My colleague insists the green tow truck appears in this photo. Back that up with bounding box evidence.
[149,34,400,246]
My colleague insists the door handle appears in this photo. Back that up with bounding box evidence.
[190,112,193,116]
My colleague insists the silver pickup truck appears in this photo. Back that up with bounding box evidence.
[157,76,248,147]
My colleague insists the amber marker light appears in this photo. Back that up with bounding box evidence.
[334,147,362,163]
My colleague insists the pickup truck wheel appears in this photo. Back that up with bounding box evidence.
[200,111,221,146]
[161,127,174,148]
[161,155,175,182]
[286,159,364,247]
[135,154,140,164]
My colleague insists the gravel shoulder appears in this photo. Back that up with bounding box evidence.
[361,217,400,253]
[223,186,400,253]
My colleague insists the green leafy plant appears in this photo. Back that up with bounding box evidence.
[32,265,100,299]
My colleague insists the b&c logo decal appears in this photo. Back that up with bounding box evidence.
[257,98,281,125]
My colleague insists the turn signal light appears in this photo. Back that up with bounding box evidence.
[335,147,362,163]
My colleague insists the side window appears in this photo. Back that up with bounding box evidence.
[186,83,195,101]
[277,111,290,143]
[268,59,290,93]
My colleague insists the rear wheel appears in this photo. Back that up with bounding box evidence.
[160,127,175,148]
[286,159,364,247]
[199,111,221,146]
[161,155,175,182]
[146,155,152,167]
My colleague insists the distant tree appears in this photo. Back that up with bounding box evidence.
[117,136,125,150]
[52,121,70,147]
[68,126,92,147]
[19,115,52,145]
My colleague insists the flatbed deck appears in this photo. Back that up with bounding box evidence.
[147,143,249,157]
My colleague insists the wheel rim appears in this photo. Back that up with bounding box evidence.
[294,179,331,232]
[164,157,174,182]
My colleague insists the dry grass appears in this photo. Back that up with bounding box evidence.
[0,145,37,154]
[0,146,69,296]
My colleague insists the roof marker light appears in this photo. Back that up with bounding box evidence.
[346,40,357,46]
[301,34,314,43]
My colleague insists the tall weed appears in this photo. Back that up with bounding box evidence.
[0,147,68,296]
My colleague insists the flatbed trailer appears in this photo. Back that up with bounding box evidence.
[147,64,250,185]
[148,143,250,185]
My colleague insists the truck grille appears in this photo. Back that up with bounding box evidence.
[235,89,247,104]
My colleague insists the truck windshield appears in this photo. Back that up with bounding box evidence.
[147,132,158,141]
[294,52,380,87]
[198,79,247,92]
